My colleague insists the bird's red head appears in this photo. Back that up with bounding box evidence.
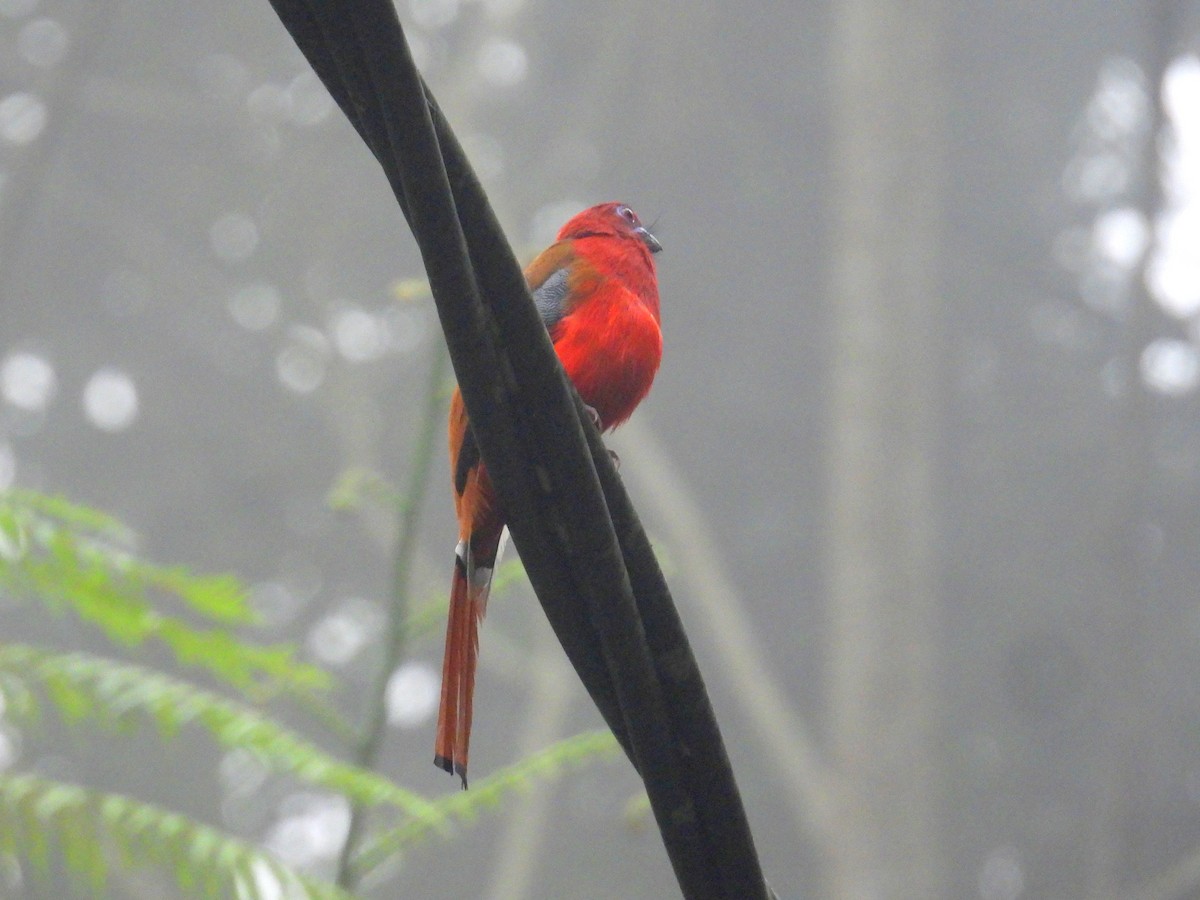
[557,202,663,256]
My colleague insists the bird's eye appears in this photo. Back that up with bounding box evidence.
[617,205,637,224]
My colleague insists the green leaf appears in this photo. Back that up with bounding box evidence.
[0,490,328,697]
[351,729,621,880]
[0,772,350,899]
[0,644,439,821]
[5,490,130,544]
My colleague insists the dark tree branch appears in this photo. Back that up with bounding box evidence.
[266,2,772,897]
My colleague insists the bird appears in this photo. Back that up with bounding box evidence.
[435,202,664,788]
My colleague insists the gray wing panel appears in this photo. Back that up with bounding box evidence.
[532,268,570,330]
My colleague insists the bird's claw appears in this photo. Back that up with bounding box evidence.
[580,404,618,468]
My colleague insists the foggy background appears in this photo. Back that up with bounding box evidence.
[4,1,1200,897]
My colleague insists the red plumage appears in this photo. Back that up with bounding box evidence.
[435,202,664,787]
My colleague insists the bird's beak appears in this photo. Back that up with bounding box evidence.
[635,226,663,254]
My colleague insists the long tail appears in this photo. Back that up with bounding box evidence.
[434,536,501,788]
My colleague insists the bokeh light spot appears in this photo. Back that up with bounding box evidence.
[246,82,290,123]
[239,860,291,900]
[386,661,439,728]
[1,351,55,411]
[82,368,139,432]
[276,326,329,394]
[331,307,386,362]
[1092,206,1147,270]
[0,92,46,145]
[978,846,1024,900]
[18,17,67,67]
[1152,57,1200,318]
[264,793,351,868]
[220,748,270,799]
[286,71,333,126]
[1163,55,1200,148]
[250,581,300,626]
[477,37,527,87]
[1088,57,1148,140]
[1063,152,1128,203]
[1146,249,1200,318]
[228,283,281,331]
[1140,338,1200,396]
[307,599,382,667]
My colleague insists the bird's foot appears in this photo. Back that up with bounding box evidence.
[580,404,618,468]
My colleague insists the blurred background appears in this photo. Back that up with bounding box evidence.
[3,0,1200,897]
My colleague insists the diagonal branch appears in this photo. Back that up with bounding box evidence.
[266,2,773,897]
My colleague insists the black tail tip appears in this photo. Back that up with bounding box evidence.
[434,754,468,790]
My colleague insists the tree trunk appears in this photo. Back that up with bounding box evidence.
[823,2,947,897]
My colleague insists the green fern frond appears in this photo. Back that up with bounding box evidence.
[0,490,327,697]
[0,772,350,899]
[0,644,441,822]
[1,490,130,544]
[351,729,620,880]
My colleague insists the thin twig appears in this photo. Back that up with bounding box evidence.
[334,345,447,890]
